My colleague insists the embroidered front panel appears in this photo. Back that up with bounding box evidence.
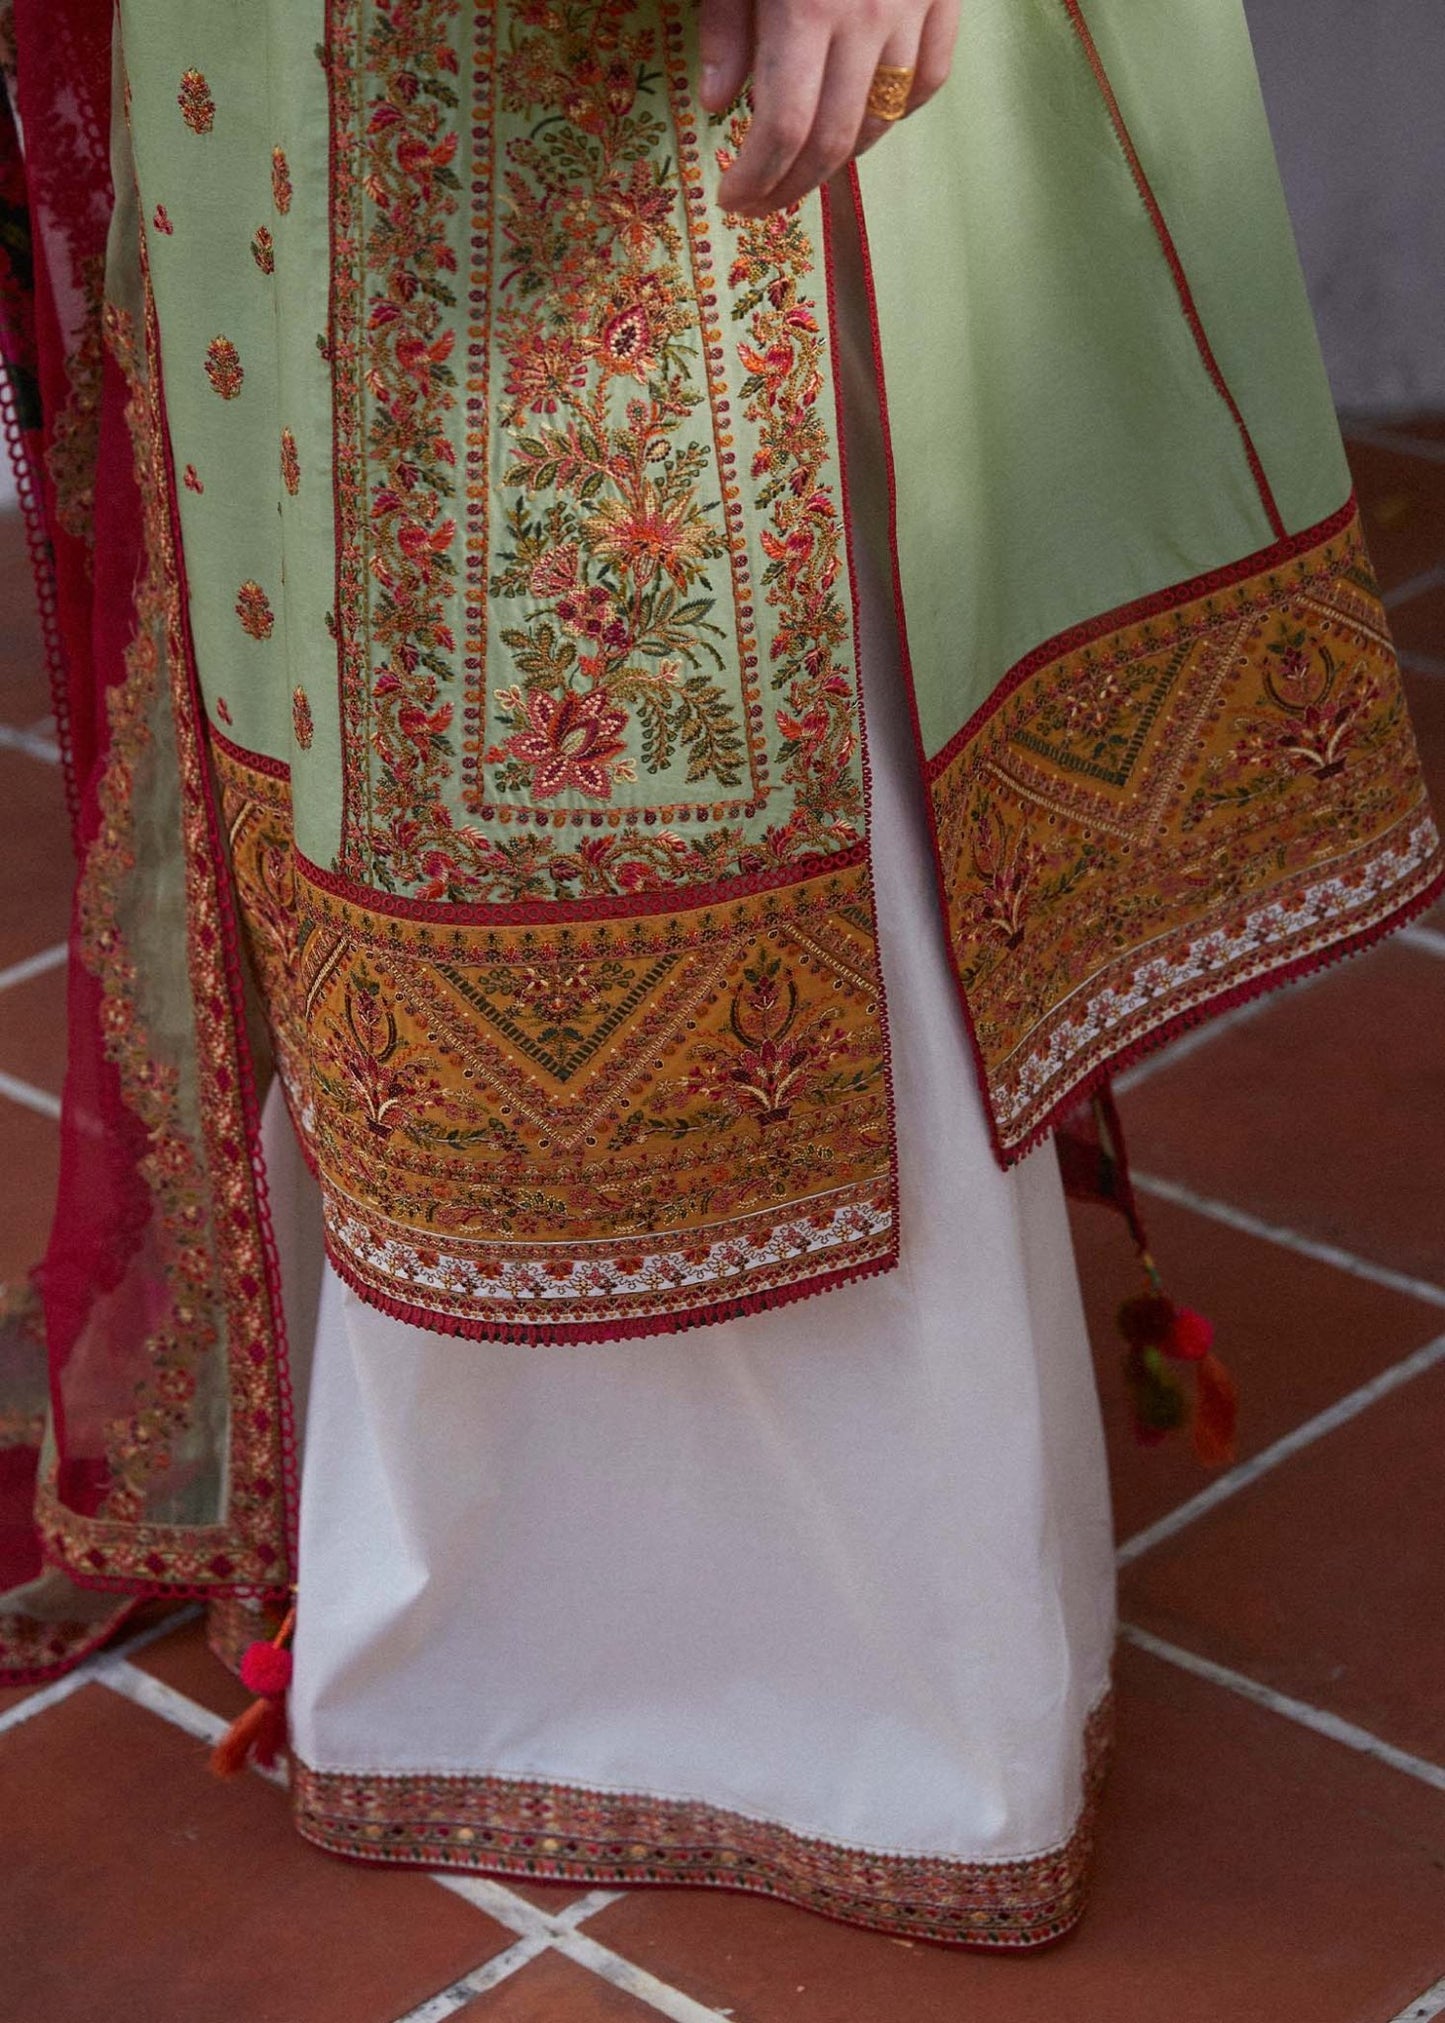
[292,1692,1113,1949]
[327,0,866,902]
[930,505,1444,1153]
[217,738,895,1340]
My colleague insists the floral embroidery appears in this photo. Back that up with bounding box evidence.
[271,145,293,214]
[293,1692,1113,1949]
[44,253,106,545]
[328,0,860,904]
[930,506,1442,1154]
[280,427,300,496]
[236,580,275,639]
[491,684,633,800]
[204,334,243,398]
[250,225,275,275]
[183,463,203,493]
[42,284,291,1591]
[152,203,174,236]
[216,733,894,1339]
[177,69,215,134]
[292,686,314,749]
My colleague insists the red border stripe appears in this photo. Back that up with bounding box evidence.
[1060,0,1287,543]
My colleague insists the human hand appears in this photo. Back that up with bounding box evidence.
[699,0,961,217]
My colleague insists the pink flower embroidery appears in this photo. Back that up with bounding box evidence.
[503,687,631,800]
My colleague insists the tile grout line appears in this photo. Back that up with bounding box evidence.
[16,1646,725,2023]
[1401,922,1445,960]
[385,1936,550,2022]
[0,719,60,763]
[1132,1170,1445,1310]
[0,1604,202,1738]
[0,1066,61,1120]
[436,1875,731,2022]
[1118,1624,1445,1794]
[1116,1329,1445,1565]
[0,940,66,994]
[1382,560,1445,609]
[1389,1972,1445,2023]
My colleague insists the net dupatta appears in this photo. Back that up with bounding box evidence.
[0,0,296,1684]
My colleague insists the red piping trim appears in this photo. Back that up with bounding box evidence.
[819,177,903,1295]
[293,835,867,926]
[845,166,1010,1163]
[929,494,1358,781]
[323,1231,899,1349]
[1059,0,1286,542]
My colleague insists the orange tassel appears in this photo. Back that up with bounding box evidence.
[1191,1351,1239,1469]
[210,1604,295,1780]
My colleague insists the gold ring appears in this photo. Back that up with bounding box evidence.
[866,63,915,123]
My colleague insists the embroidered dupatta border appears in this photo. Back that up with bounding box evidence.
[33,209,299,1598]
[292,1689,1113,1951]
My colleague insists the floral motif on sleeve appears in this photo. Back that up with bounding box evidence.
[204,335,244,398]
[271,146,293,214]
[178,70,215,134]
[251,225,275,274]
[281,427,301,496]
[236,581,275,639]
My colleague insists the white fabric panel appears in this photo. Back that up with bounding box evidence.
[280,477,1117,1866]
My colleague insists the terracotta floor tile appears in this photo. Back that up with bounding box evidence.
[1345,438,1445,591]
[0,512,49,730]
[1069,1191,1445,1545]
[129,1613,255,1722]
[1391,578,1445,662]
[0,957,67,1095]
[1118,940,1445,1286]
[1122,1355,1445,1764]
[0,1684,514,2023]
[0,1098,58,1286]
[0,749,72,970]
[585,1645,1445,2023]
[454,1951,659,2020]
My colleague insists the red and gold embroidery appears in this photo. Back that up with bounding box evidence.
[928,505,1443,1154]
[217,734,895,1339]
[280,427,300,496]
[204,334,243,398]
[292,686,314,749]
[250,225,275,275]
[271,145,293,214]
[152,203,174,236]
[293,1691,1112,1949]
[177,69,215,135]
[327,0,862,902]
[236,580,275,640]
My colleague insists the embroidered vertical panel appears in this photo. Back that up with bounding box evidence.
[303,0,897,1333]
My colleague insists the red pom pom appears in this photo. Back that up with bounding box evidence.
[239,1639,293,1698]
[1166,1306,1214,1362]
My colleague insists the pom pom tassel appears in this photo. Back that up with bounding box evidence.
[1118,1270,1236,1468]
[210,1605,296,1779]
